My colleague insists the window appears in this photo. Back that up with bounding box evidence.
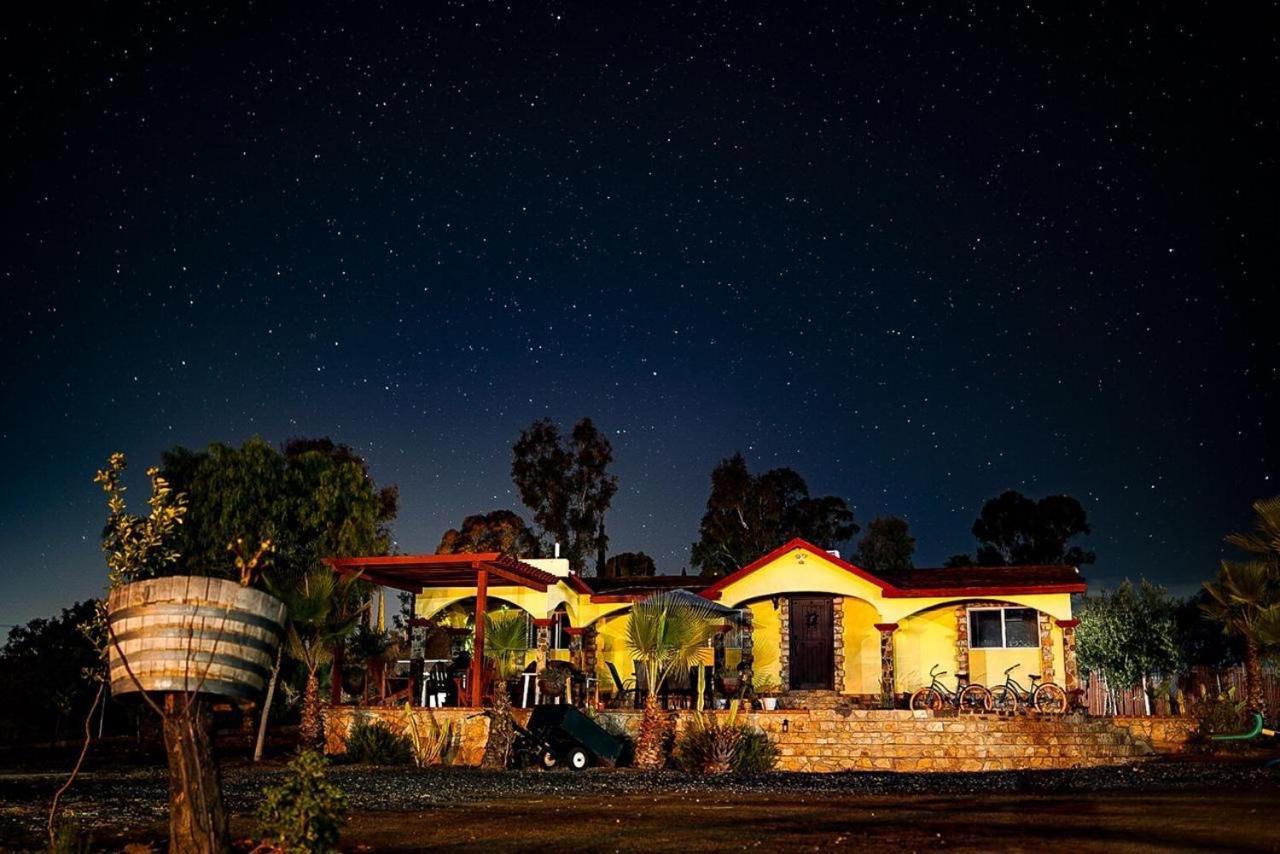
[969,607,1038,649]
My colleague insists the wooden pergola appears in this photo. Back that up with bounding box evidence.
[324,553,559,706]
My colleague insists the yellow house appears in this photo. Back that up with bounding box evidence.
[327,538,1085,706]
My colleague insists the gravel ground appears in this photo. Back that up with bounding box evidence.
[2,758,1277,832]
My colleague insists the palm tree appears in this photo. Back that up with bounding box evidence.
[626,593,721,770]
[279,568,365,747]
[1202,560,1277,715]
[480,609,529,769]
[1204,496,1280,716]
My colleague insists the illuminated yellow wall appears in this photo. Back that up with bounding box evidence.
[893,604,956,694]
[746,600,782,689]
[841,598,882,694]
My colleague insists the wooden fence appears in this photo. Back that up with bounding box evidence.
[1084,665,1280,716]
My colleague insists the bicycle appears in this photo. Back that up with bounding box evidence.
[909,664,992,712]
[990,663,1068,713]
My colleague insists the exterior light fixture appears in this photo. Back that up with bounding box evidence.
[782,718,789,733]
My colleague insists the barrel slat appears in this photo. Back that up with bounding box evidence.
[107,576,285,702]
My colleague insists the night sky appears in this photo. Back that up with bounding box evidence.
[2,3,1275,629]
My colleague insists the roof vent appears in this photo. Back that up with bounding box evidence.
[826,549,841,559]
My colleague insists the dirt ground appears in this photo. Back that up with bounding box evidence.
[3,762,1277,852]
[40,788,1277,852]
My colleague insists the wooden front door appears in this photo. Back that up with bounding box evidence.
[789,596,834,690]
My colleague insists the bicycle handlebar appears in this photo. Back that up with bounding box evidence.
[1004,663,1021,675]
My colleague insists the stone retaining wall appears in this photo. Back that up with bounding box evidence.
[595,709,1156,772]
[323,705,1167,772]
[1110,716,1196,752]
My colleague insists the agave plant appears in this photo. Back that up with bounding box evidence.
[626,592,721,769]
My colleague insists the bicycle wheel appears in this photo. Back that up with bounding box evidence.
[958,684,992,712]
[1033,683,1067,714]
[990,685,1019,713]
[910,687,943,711]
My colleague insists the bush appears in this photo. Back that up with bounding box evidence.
[1188,685,1250,752]
[257,750,347,854]
[344,719,414,765]
[673,712,779,774]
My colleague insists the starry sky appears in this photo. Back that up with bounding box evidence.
[1,2,1275,629]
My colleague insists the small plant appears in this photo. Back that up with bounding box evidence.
[257,750,347,854]
[402,704,456,766]
[673,702,779,774]
[1188,684,1249,752]
[538,665,569,696]
[343,719,414,765]
[752,676,782,695]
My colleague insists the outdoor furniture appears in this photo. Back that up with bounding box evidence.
[634,659,651,709]
[606,661,636,708]
[663,662,695,709]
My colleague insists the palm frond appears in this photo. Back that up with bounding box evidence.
[627,593,719,692]
[484,610,529,679]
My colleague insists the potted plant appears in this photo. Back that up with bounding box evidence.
[716,666,743,697]
[538,664,569,699]
[753,676,783,711]
[97,453,287,853]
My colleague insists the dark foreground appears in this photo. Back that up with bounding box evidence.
[2,761,1277,852]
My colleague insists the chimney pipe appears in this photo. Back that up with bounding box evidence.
[554,541,561,559]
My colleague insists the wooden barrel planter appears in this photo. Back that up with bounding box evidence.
[107,576,287,702]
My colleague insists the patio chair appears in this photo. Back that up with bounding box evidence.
[663,663,695,709]
[633,660,651,709]
[605,661,637,708]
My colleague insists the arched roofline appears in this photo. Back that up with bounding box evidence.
[894,595,1072,623]
[415,593,544,623]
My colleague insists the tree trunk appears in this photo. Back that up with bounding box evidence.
[1244,636,1265,715]
[253,645,283,762]
[480,679,515,769]
[161,694,228,854]
[299,669,323,749]
[634,692,667,770]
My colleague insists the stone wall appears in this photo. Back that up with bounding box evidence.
[323,705,1175,772]
[322,705,525,766]
[597,708,1157,772]
[1110,716,1196,752]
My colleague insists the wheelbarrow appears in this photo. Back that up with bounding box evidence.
[514,705,624,770]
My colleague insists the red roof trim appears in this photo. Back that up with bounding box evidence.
[881,582,1086,598]
[323,553,558,592]
[564,574,594,594]
[698,538,1086,601]
[699,538,905,599]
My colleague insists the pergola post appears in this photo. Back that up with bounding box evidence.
[471,564,488,706]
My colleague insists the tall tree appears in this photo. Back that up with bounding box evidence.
[952,490,1095,567]
[1076,580,1182,714]
[0,601,103,744]
[437,510,539,556]
[162,436,397,584]
[602,551,657,578]
[690,454,858,577]
[854,516,916,573]
[510,418,618,575]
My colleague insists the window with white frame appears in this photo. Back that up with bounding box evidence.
[969,607,1038,649]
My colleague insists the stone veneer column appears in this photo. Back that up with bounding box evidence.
[566,627,585,671]
[533,619,552,672]
[874,623,898,706]
[1055,618,1080,693]
[582,626,599,678]
[777,596,790,690]
[954,604,971,677]
[1037,612,1056,685]
[831,596,845,693]
[739,615,754,689]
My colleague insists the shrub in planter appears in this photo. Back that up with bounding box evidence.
[538,665,569,697]
[344,719,414,765]
[257,750,347,854]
